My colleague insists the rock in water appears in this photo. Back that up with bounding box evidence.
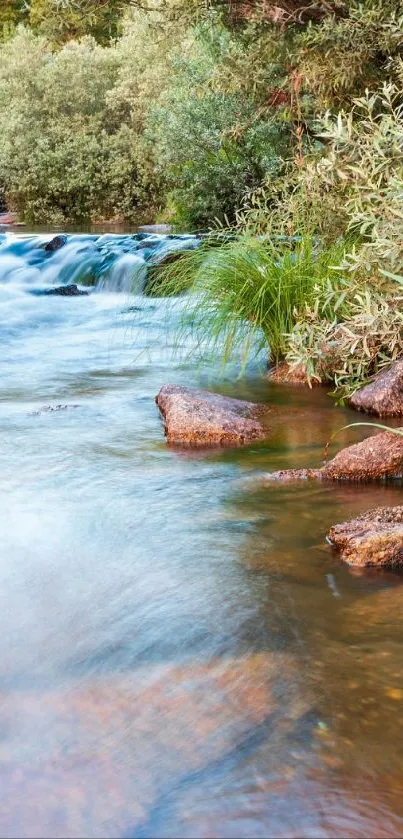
[328,506,403,567]
[30,404,80,416]
[321,429,403,481]
[264,428,403,482]
[350,359,403,416]
[40,284,89,296]
[155,384,270,447]
[264,468,322,483]
[43,235,67,252]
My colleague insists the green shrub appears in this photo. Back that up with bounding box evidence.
[148,23,290,228]
[241,84,403,271]
[0,26,164,223]
[286,286,403,398]
[155,227,403,401]
[28,0,124,44]
[298,0,403,106]
[318,85,403,274]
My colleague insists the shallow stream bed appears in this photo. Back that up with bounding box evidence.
[1,234,403,837]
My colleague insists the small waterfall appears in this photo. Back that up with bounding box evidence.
[97,253,147,294]
[0,231,200,294]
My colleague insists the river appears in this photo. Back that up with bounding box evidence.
[1,232,403,838]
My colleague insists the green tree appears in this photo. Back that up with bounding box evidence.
[0,0,28,39]
[28,0,124,44]
[148,23,293,227]
[0,27,161,222]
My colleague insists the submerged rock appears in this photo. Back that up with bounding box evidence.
[342,585,403,637]
[328,506,403,567]
[156,384,270,447]
[0,653,310,838]
[30,404,80,416]
[264,468,322,483]
[37,284,89,296]
[265,429,403,483]
[350,359,403,417]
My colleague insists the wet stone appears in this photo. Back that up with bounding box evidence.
[321,429,403,482]
[29,404,80,416]
[265,429,403,483]
[263,468,322,483]
[350,359,403,417]
[328,506,403,567]
[36,284,89,297]
[43,235,68,253]
[156,384,271,448]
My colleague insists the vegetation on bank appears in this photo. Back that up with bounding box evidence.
[0,0,402,397]
[155,233,403,400]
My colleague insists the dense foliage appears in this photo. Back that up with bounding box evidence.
[2,0,403,228]
[0,0,402,395]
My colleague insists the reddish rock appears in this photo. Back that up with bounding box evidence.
[268,362,321,386]
[264,428,403,483]
[350,359,403,417]
[156,384,270,447]
[328,506,403,567]
[321,429,403,481]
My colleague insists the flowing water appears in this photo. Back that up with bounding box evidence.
[1,232,403,838]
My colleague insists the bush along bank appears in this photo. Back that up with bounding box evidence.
[155,231,403,405]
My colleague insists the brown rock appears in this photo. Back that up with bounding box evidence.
[350,359,403,417]
[156,384,270,447]
[321,429,403,481]
[268,362,321,386]
[328,506,403,567]
[264,428,403,483]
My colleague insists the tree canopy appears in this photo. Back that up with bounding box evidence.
[0,0,402,224]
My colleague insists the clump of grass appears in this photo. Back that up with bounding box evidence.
[151,233,350,367]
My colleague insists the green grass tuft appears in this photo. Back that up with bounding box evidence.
[151,234,351,367]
